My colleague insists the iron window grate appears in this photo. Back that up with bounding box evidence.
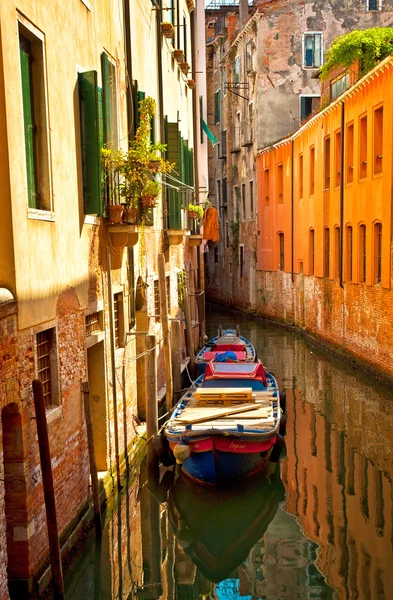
[37,330,52,406]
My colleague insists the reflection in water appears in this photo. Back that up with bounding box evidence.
[64,307,393,599]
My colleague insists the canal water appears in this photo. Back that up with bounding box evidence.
[63,306,393,599]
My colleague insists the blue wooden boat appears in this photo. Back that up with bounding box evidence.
[195,326,256,376]
[164,360,286,485]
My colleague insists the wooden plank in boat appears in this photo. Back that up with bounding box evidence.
[172,403,270,425]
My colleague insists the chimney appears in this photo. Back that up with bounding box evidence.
[239,0,249,26]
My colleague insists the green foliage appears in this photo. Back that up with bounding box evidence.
[177,269,188,305]
[188,203,204,218]
[320,27,393,80]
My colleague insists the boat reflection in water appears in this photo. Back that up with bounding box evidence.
[164,464,285,584]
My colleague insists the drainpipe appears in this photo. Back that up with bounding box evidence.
[291,139,294,282]
[155,1,165,229]
[339,101,345,288]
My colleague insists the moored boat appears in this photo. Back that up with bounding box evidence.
[195,326,256,376]
[164,360,286,485]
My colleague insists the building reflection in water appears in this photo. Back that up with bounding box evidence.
[64,311,393,599]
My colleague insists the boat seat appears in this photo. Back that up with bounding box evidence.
[204,351,246,361]
[215,343,245,351]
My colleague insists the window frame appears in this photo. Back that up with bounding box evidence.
[302,32,323,69]
[366,0,382,11]
[35,326,59,407]
[278,232,284,271]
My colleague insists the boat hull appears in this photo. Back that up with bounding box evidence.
[169,436,276,485]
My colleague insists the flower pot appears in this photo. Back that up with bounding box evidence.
[161,23,174,39]
[148,160,161,173]
[141,195,157,208]
[107,204,124,224]
[180,62,190,75]
[187,79,196,89]
[123,207,138,224]
[173,49,184,63]
[188,210,198,219]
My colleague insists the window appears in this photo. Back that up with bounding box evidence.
[373,106,383,176]
[334,226,341,279]
[310,146,315,195]
[250,180,254,217]
[239,246,244,279]
[359,224,366,283]
[264,169,270,206]
[85,311,103,336]
[114,292,125,346]
[299,154,304,199]
[346,226,353,282]
[222,177,227,205]
[217,180,221,207]
[154,280,160,321]
[324,137,331,190]
[234,56,240,84]
[335,130,342,188]
[278,233,284,270]
[359,114,368,179]
[374,223,382,284]
[19,21,51,211]
[331,73,349,101]
[277,164,284,203]
[36,328,58,406]
[366,0,381,10]
[214,90,220,123]
[324,227,330,278]
[245,41,254,72]
[233,112,241,149]
[102,52,118,149]
[241,183,246,219]
[303,33,323,68]
[300,96,320,122]
[309,229,315,275]
[346,122,354,184]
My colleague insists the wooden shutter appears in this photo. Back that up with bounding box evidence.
[19,35,38,208]
[78,71,102,215]
[167,122,181,228]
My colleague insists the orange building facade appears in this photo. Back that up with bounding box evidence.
[256,54,393,379]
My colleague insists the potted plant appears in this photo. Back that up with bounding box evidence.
[180,62,190,75]
[187,79,196,89]
[173,49,184,63]
[141,179,161,208]
[188,203,204,219]
[161,22,175,39]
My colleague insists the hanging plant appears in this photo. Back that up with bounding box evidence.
[188,203,204,219]
[320,27,393,80]
[161,22,175,39]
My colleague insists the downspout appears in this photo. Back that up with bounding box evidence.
[291,139,294,282]
[339,101,345,288]
[155,1,165,228]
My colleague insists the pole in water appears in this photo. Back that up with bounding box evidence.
[145,334,159,467]
[32,379,65,600]
[82,382,102,537]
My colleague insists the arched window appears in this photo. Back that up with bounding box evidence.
[346,225,352,282]
[323,227,330,278]
[309,229,315,275]
[374,223,382,284]
[278,233,284,271]
[359,224,366,283]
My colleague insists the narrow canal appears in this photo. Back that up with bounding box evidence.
[63,306,393,599]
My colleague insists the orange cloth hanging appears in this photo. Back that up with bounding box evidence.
[203,207,220,242]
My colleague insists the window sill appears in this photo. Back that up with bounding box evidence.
[84,215,101,225]
[28,209,55,222]
[46,405,63,425]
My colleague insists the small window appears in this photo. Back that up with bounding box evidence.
[346,226,352,282]
[335,130,342,188]
[278,233,284,270]
[346,122,354,184]
[300,96,320,122]
[217,180,221,206]
[366,0,381,10]
[373,106,383,176]
[334,226,341,280]
[331,73,349,101]
[241,183,246,220]
[359,114,368,180]
[303,33,323,68]
[277,164,284,203]
[222,177,227,205]
[310,146,315,195]
[154,280,160,321]
[324,137,331,190]
[114,292,125,346]
[85,311,103,336]
[374,223,382,285]
[36,328,59,407]
[309,229,315,275]
[245,41,254,72]
[264,169,270,206]
[239,246,244,279]
[214,90,220,123]
[359,224,367,283]
[324,227,330,278]
[299,154,304,199]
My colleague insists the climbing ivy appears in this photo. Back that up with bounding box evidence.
[320,27,393,80]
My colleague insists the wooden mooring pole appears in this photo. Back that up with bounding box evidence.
[157,253,173,412]
[171,319,182,406]
[32,379,65,600]
[183,279,195,375]
[146,334,158,467]
[82,382,102,537]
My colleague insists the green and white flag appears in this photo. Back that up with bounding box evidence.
[202,119,217,147]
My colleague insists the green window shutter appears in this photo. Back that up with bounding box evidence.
[167,122,181,228]
[101,52,111,145]
[78,70,102,215]
[136,90,145,132]
[19,35,38,208]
